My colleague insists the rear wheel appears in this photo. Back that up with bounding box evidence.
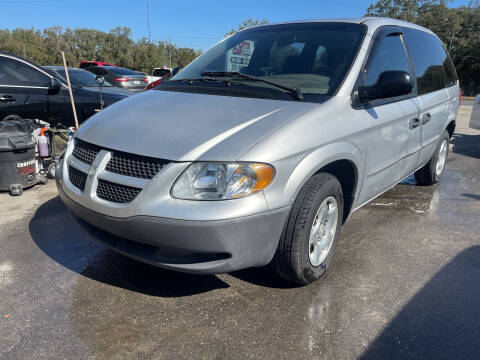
[415,130,449,185]
[272,173,343,285]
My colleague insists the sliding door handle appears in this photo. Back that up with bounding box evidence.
[422,112,432,125]
[410,118,421,130]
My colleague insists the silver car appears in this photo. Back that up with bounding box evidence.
[56,17,459,284]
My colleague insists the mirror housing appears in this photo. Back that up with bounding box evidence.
[358,70,413,103]
[49,77,63,93]
[95,75,105,86]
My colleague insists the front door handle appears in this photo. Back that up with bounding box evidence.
[0,95,16,103]
[422,112,432,125]
[410,118,421,130]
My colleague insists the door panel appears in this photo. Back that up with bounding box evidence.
[0,54,50,120]
[417,90,448,166]
[0,85,48,120]
[354,27,421,205]
[357,98,420,205]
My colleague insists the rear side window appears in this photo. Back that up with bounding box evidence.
[441,46,458,87]
[404,29,446,95]
[364,33,411,87]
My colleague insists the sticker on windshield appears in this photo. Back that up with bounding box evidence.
[226,40,254,72]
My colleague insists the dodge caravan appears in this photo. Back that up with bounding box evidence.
[56,17,459,284]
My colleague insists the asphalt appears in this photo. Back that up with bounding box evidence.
[1,105,479,360]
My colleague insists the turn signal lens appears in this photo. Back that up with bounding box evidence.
[172,162,275,200]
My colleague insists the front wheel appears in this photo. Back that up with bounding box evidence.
[415,130,450,186]
[272,173,343,285]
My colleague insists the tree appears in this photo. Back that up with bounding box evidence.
[0,26,201,74]
[225,18,269,37]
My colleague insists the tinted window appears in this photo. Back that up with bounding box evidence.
[86,67,107,76]
[176,22,366,98]
[79,62,96,69]
[364,34,411,87]
[107,67,140,76]
[153,68,170,77]
[0,56,50,86]
[404,29,446,94]
[54,69,112,87]
[441,46,458,87]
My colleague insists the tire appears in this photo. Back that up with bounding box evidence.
[47,162,56,179]
[272,173,343,285]
[414,130,449,186]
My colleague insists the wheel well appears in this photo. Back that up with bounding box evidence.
[446,120,456,138]
[316,160,357,223]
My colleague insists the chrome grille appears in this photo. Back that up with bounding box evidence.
[72,139,168,179]
[72,139,100,165]
[106,151,167,179]
[96,179,141,203]
[68,166,87,191]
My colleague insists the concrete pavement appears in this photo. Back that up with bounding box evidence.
[1,105,479,360]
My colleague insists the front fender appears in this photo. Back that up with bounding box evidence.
[262,141,365,211]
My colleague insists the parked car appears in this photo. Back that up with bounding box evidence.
[56,18,459,285]
[84,66,147,92]
[147,67,171,84]
[79,61,118,69]
[0,53,131,127]
[146,66,180,90]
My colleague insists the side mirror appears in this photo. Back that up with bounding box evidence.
[358,71,413,103]
[95,75,105,86]
[49,77,63,93]
[170,66,181,78]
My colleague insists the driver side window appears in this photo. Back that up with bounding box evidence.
[364,33,411,87]
[0,56,50,87]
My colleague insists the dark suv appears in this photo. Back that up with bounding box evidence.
[0,53,131,127]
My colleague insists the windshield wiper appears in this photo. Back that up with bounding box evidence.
[168,76,221,83]
[201,71,304,100]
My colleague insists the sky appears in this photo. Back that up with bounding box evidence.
[0,0,473,50]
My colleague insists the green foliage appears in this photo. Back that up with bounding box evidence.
[366,0,480,95]
[0,26,202,74]
[225,18,269,37]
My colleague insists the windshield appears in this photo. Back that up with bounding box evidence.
[55,69,112,87]
[174,22,366,100]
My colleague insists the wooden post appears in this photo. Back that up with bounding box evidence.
[61,51,79,129]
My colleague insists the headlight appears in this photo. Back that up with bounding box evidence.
[172,162,275,200]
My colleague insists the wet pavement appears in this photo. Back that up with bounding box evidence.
[1,105,479,360]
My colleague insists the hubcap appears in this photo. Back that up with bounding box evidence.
[308,196,339,267]
[435,139,448,176]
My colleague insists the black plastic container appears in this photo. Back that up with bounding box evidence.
[0,119,37,194]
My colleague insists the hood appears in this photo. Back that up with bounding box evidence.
[78,86,132,97]
[76,90,317,161]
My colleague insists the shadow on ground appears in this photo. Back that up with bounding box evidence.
[29,196,232,297]
[360,246,480,360]
[451,133,480,159]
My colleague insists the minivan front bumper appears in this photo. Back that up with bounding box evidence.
[57,179,290,274]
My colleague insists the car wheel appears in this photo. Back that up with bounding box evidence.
[415,130,450,186]
[272,173,343,285]
[47,162,56,179]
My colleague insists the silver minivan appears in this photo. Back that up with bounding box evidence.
[56,17,459,284]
